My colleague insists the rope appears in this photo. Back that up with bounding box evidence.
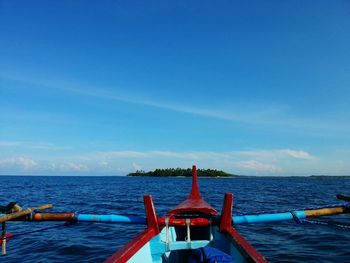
[290,211,303,224]
[3,223,68,240]
[302,219,350,230]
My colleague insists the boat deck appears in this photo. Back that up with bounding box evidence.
[127,225,246,263]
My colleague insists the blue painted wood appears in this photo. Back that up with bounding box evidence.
[232,211,307,224]
[127,226,252,263]
[168,240,211,250]
[0,210,307,225]
[76,214,146,224]
[75,211,307,225]
[128,226,213,262]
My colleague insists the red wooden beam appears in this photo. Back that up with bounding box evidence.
[189,165,201,199]
[220,193,268,263]
[157,217,219,227]
[219,193,233,232]
[144,195,159,233]
[104,195,161,263]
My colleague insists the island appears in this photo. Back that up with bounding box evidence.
[127,168,236,177]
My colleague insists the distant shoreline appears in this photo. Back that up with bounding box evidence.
[125,175,350,179]
[127,168,235,178]
[0,174,349,178]
[126,168,350,178]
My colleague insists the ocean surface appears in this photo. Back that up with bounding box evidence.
[0,176,350,262]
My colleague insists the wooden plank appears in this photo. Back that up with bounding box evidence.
[32,212,75,221]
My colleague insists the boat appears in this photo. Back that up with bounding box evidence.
[105,165,268,263]
[1,165,349,262]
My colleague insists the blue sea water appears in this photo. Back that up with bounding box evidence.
[0,176,350,262]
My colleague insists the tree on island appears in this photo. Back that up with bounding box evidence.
[127,168,235,177]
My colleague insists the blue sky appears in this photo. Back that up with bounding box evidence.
[1,1,349,175]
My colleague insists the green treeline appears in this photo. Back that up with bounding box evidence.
[127,168,235,177]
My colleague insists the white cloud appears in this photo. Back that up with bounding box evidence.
[280,149,314,160]
[0,156,37,170]
[237,160,282,173]
[59,162,90,172]
[84,148,315,175]
[99,161,109,168]
[0,148,318,175]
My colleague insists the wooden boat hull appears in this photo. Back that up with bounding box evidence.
[105,166,267,263]
[115,225,263,263]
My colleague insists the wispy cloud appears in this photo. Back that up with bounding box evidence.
[58,162,90,172]
[2,74,349,136]
[97,151,149,158]
[96,150,234,161]
[235,149,315,160]
[95,149,315,162]
[1,148,348,176]
[0,141,22,147]
[48,148,317,175]
[132,162,142,171]
[0,141,72,151]
[280,149,314,160]
[236,160,282,173]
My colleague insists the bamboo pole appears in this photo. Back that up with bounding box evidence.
[0,204,53,223]
[305,206,348,218]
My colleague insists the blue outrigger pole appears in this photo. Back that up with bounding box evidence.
[74,206,347,225]
[1,194,349,225]
[2,203,346,225]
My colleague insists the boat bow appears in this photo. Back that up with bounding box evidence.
[167,165,218,216]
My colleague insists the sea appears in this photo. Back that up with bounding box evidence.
[0,176,350,263]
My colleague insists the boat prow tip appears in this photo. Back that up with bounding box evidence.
[167,165,218,215]
[189,164,201,199]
